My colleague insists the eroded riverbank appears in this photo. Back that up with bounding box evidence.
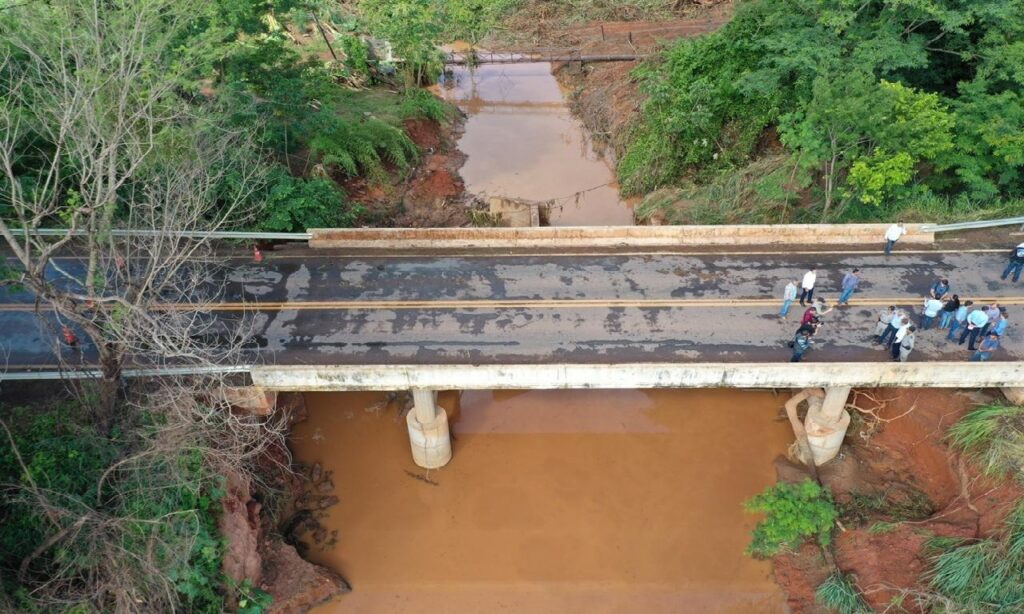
[289,389,790,612]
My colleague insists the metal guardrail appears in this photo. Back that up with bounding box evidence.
[920,217,1024,233]
[16,229,311,240]
[0,365,254,381]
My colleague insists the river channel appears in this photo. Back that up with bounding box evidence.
[291,390,789,613]
[289,62,786,612]
[434,59,634,226]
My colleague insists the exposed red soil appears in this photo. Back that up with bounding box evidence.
[342,117,471,228]
[550,6,733,163]
[769,388,1024,612]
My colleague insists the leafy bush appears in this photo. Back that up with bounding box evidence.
[744,480,838,558]
[257,170,360,232]
[947,404,1024,480]
[816,573,869,614]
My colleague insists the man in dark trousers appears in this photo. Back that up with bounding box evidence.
[791,330,813,362]
[1002,243,1024,283]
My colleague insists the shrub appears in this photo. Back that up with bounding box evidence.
[744,480,838,558]
[816,573,869,614]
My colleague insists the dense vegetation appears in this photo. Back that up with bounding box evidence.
[625,0,1024,223]
[744,479,838,558]
[0,0,473,234]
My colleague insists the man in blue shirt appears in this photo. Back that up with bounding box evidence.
[958,307,990,351]
[838,269,861,306]
[970,333,1000,362]
[929,278,950,300]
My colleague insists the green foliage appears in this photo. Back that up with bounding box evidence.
[0,402,228,612]
[621,0,1024,221]
[744,480,838,558]
[257,169,358,232]
[816,573,869,614]
[926,504,1024,611]
[947,404,1024,481]
[401,89,454,122]
[236,579,274,613]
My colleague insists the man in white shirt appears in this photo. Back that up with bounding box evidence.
[920,297,944,330]
[884,221,907,255]
[799,268,817,306]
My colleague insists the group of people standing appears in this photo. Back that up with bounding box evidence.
[781,227,1022,363]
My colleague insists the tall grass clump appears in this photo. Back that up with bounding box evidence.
[947,404,1024,479]
[815,573,869,614]
[918,404,1024,610]
[925,505,1024,611]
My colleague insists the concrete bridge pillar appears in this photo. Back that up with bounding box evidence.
[406,389,452,469]
[803,386,852,465]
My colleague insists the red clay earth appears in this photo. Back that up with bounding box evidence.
[771,388,1023,612]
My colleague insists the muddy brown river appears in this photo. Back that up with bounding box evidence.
[434,60,634,226]
[291,390,789,612]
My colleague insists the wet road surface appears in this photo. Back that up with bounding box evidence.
[2,248,1022,368]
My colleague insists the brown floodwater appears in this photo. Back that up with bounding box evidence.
[434,61,634,226]
[291,389,790,613]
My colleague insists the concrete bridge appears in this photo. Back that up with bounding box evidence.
[3,225,1024,469]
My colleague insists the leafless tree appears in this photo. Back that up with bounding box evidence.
[0,0,265,429]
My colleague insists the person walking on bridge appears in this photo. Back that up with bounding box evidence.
[791,330,813,362]
[1001,243,1024,283]
[838,269,861,305]
[884,221,907,255]
[799,268,817,306]
[779,280,799,319]
[970,333,1000,362]
[959,306,990,351]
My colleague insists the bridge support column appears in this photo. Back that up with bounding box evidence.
[406,389,452,469]
[799,386,851,466]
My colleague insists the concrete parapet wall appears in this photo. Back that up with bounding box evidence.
[252,362,1023,391]
[308,224,934,249]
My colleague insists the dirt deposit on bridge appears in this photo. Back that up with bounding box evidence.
[289,389,790,612]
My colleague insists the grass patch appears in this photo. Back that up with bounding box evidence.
[946,404,1024,479]
[816,573,870,614]
[841,488,934,526]
[925,504,1024,611]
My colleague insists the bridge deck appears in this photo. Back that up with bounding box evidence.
[1,247,1022,373]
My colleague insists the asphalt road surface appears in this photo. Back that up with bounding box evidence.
[2,246,1022,369]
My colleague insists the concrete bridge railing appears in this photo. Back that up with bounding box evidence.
[250,362,1022,391]
[308,224,934,249]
